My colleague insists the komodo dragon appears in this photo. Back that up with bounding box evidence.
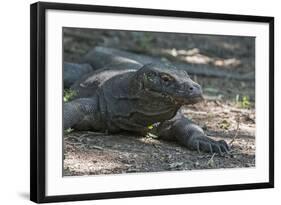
[64,47,230,154]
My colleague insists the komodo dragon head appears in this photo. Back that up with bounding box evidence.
[131,64,203,105]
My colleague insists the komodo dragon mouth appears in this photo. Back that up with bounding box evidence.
[143,87,204,105]
[175,95,204,105]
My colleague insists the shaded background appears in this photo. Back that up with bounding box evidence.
[64,28,255,101]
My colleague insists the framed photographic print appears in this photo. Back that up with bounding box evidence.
[30,1,274,203]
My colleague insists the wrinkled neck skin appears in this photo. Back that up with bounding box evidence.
[126,73,182,121]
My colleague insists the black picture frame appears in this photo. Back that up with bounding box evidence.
[30,1,274,203]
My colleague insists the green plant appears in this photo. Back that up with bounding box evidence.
[236,95,251,109]
[64,128,74,133]
[63,89,77,102]
[241,96,251,108]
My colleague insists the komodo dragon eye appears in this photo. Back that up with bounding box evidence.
[145,72,157,82]
[147,72,155,78]
[161,74,173,82]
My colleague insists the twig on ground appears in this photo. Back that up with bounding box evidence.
[208,153,216,161]
[89,145,104,150]
[228,151,244,155]
[207,153,217,167]
[229,114,240,146]
[86,131,105,135]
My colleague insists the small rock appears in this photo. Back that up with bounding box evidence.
[194,161,200,167]
[169,162,184,168]
[245,163,252,167]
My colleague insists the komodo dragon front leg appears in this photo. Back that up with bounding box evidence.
[64,97,102,131]
[154,112,230,155]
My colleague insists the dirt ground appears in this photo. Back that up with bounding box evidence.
[63,28,255,176]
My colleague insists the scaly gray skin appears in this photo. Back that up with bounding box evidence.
[64,61,229,154]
